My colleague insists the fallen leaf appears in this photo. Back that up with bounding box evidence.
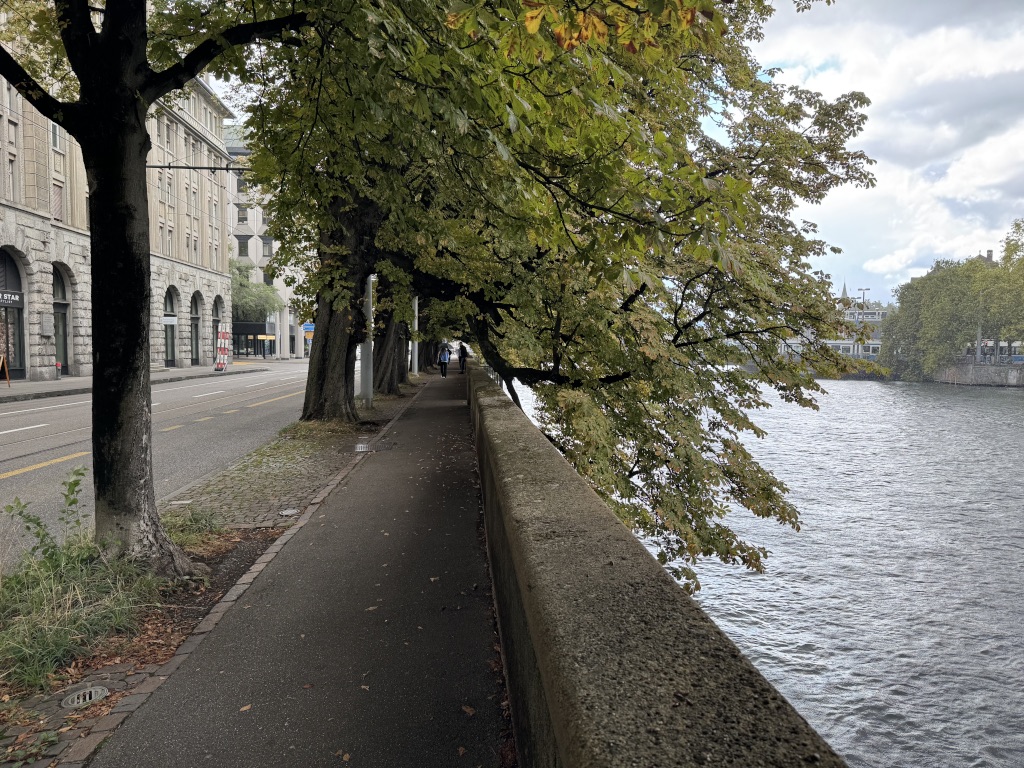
[239,704,252,712]
[430,577,439,582]
[343,755,350,762]
[458,746,467,756]
[303,684,314,689]
[365,606,378,611]
[462,705,475,716]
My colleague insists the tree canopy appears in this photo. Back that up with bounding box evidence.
[880,221,1024,380]
[230,260,286,322]
[238,0,873,588]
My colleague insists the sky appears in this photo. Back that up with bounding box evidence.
[750,0,1024,305]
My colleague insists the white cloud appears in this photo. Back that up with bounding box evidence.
[746,0,1024,301]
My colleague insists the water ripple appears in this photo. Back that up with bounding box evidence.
[694,381,1024,768]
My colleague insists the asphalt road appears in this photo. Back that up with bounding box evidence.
[0,362,312,568]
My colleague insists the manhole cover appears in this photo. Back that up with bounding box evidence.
[61,686,109,709]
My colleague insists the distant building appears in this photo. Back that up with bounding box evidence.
[223,126,301,358]
[0,71,233,380]
[816,283,888,359]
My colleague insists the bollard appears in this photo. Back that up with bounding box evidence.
[55,361,62,378]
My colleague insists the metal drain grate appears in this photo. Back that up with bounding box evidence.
[61,685,109,709]
[354,442,396,452]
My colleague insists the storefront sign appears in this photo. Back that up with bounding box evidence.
[161,315,177,325]
[0,291,23,308]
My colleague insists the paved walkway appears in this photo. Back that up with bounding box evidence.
[87,373,505,767]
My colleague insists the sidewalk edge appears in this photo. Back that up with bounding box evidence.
[55,382,431,767]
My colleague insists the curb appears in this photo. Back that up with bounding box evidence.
[43,382,431,767]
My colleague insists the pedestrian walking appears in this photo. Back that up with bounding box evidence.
[458,343,468,373]
[438,345,451,378]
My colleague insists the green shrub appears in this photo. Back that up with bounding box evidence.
[0,469,159,691]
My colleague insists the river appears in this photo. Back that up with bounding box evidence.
[693,380,1024,767]
[510,377,1024,765]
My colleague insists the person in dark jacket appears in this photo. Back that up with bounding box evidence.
[458,343,468,373]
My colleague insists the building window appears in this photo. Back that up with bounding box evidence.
[262,238,273,259]
[51,183,64,221]
[237,205,248,224]
[166,227,174,257]
[236,174,248,194]
[5,82,17,113]
[6,155,16,203]
[236,237,248,260]
[263,270,273,287]
[50,122,66,152]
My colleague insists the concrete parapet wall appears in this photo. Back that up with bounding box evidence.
[934,364,1024,387]
[468,368,845,768]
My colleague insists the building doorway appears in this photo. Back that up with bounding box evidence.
[163,288,177,367]
[190,293,202,365]
[53,268,70,373]
[0,247,26,380]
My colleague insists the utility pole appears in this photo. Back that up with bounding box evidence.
[411,296,419,376]
[360,275,374,408]
[857,287,870,357]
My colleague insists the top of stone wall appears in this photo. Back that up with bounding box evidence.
[469,370,846,767]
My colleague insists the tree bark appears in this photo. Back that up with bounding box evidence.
[76,77,196,577]
[301,196,381,421]
[398,322,410,385]
[373,310,403,395]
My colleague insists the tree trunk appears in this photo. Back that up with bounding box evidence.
[302,293,362,421]
[301,195,380,420]
[373,310,402,395]
[398,322,410,385]
[78,103,196,577]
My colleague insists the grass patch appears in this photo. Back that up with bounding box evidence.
[1,467,159,693]
[162,507,224,553]
[0,537,159,692]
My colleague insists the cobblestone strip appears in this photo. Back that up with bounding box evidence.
[36,382,432,768]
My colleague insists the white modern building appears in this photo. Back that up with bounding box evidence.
[224,125,302,359]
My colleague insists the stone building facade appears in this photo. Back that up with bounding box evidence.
[0,73,233,381]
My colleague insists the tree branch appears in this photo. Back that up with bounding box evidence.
[54,0,99,77]
[0,47,79,129]
[142,12,309,104]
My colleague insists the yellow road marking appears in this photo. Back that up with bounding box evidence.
[0,451,90,481]
[160,425,184,432]
[246,391,304,408]
[222,409,239,414]
[194,417,215,422]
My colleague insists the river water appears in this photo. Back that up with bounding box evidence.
[510,377,1024,765]
[693,380,1024,767]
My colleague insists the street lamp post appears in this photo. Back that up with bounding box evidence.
[857,287,870,357]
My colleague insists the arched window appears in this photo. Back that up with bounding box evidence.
[163,288,177,367]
